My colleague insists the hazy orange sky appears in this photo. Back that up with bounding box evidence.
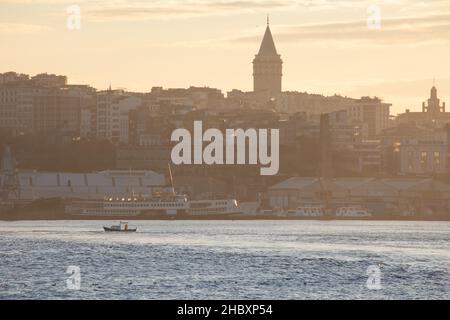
[1,0,449,114]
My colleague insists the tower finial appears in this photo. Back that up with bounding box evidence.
[267,14,269,26]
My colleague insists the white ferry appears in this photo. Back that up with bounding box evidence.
[65,193,240,218]
[187,199,240,216]
[258,208,285,217]
[285,204,325,217]
[335,206,372,218]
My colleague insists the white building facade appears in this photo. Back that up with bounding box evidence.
[96,90,142,144]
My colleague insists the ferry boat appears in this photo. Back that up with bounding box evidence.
[335,206,372,218]
[65,164,241,219]
[285,204,325,217]
[65,192,188,217]
[65,193,240,218]
[104,221,137,232]
[187,199,240,217]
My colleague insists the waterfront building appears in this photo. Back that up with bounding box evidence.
[4,170,167,200]
[96,89,143,144]
[116,145,172,172]
[380,123,450,175]
[353,140,383,173]
[80,106,94,138]
[278,92,354,114]
[32,88,82,138]
[148,86,224,110]
[268,177,450,215]
[397,86,450,126]
[0,72,29,84]
[398,132,449,175]
[0,75,95,138]
[30,73,67,88]
[0,81,46,135]
[346,97,391,138]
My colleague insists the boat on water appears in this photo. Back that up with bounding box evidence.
[64,164,241,219]
[65,193,241,218]
[285,204,326,217]
[103,221,136,232]
[335,206,372,218]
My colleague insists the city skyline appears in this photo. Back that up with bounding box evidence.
[1,0,450,114]
[2,0,450,305]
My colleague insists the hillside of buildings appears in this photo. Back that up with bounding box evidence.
[2,72,450,203]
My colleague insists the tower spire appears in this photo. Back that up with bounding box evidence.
[253,16,283,96]
[257,19,278,56]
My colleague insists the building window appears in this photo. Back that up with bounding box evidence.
[421,151,428,171]
[407,151,414,171]
[434,151,440,169]
[447,152,450,170]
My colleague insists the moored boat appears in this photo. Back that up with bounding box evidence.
[335,206,372,218]
[286,204,326,217]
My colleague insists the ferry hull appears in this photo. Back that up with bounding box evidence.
[103,227,137,232]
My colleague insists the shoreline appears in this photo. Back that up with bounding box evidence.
[1,215,449,222]
[2,200,449,222]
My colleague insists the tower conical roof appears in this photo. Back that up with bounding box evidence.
[257,25,278,56]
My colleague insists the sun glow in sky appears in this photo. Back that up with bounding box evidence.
[1,0,449,114]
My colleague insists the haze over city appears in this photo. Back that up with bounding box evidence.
[1,0,449,114]
[1,0,450,304]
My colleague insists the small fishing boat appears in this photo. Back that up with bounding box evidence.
[103,221,137,232]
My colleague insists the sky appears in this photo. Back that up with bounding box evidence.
[0,0,449,115]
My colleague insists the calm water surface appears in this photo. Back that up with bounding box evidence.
[0,220,449,299]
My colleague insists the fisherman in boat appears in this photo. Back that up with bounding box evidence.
[103,221,137,232]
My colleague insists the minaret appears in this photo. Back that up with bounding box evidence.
[253,17,283,98]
